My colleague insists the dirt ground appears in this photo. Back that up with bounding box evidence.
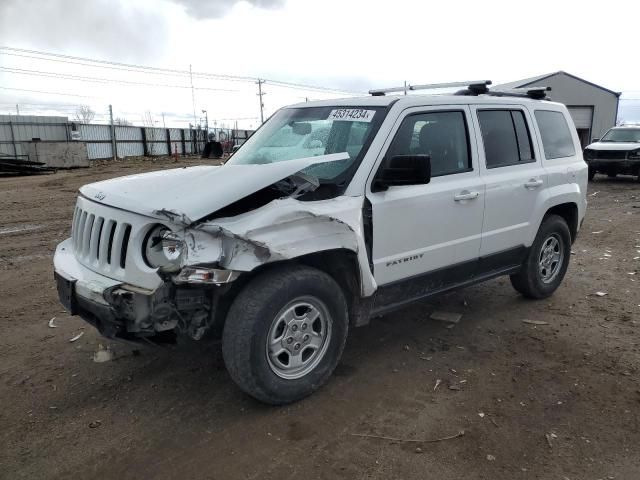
[1,158,639,480]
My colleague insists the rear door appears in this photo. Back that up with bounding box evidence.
[471,105,547,259]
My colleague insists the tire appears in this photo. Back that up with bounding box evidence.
[222,265,349,405]
[510,215,571,299]
[607,171,617,178]
[588,168,595,181]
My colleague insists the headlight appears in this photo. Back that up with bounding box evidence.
[583,148,594,160]
[143,225,184,272]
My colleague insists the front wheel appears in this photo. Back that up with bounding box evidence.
[222,265,349,405]
[510,215,571,299]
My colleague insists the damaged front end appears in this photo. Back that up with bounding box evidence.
[81,194,372,344]
[58,151,378,344]
[98,281,229,343]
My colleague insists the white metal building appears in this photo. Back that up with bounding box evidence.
[496,71,620,148]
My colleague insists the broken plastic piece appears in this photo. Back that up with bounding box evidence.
[522,319,549,325]
[93,344,114,363]
[69,332,84,342]
[430,311,462,324]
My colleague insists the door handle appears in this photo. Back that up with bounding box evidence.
[524,178,543,189]
[454,190,479,201]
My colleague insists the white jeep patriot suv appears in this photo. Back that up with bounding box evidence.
[54,81,588,404]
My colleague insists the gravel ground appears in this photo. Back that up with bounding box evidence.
[1,158,639,480]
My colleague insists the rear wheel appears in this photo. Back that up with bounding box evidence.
[222,265,349,405]
[510,215,571,299]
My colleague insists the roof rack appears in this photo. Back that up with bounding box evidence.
[485,86,552,100]
[369,80,492,96]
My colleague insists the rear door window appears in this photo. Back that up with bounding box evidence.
[477,110,535,168]
[534,110,576,159]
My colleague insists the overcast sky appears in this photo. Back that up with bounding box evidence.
[0,0,638,128]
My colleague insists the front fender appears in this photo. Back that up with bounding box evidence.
[191,196,377,297]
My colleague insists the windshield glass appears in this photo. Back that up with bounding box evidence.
[227,106,383,181]
[600,128,640,143]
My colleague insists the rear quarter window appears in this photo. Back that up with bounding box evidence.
[534,110,576,159]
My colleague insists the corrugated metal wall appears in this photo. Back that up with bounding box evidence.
[80,124,112,160]
[1,115,253,161]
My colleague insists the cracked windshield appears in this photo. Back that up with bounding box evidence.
[227,106,382,179]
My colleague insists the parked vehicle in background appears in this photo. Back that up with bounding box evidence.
[583,125,640,181]
[53,81,588,404]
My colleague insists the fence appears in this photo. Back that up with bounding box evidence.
[0,115,254,161]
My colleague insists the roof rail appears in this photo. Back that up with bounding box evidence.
[369,80,492,96]
[486,86,552,100]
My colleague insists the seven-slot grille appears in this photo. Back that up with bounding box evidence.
[71,206,132,270]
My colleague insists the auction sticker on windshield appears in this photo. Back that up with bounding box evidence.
[328,109,376,122]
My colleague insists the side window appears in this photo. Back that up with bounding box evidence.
[534,110,576,159]
[477,110,535,168]
[387,111,471,177]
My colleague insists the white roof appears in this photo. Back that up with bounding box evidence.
[288,94,559,109]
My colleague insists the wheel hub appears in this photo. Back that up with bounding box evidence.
[538,234,563,284]
[266,297,332,380]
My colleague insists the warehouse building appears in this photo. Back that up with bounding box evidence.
[496,71,620,148]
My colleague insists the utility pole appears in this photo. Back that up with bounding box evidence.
[109,104,116,161]
[162,112,166,128]
[404,81,408,95]
[202,110,208,139]
[256,79,265,124]
[15,104,20,115]
[189,64,197,127]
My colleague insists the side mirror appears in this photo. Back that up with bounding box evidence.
[372,154,431,192]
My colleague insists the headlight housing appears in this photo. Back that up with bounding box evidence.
[143,225,184,272]
[583,148,594,160]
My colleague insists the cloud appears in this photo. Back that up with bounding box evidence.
[0,0,170,62]
[170,0,285,18]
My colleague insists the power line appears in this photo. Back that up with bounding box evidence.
[0,46,364,95]
[0,86,98,98]
[0,66,239,92]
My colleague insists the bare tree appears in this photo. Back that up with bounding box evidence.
[74,105,96,124]
[114,117,132,126]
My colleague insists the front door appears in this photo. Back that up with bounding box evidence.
[366,106,485,288]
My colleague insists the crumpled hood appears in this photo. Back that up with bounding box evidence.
[586,142,640,151]
[80,153,349,223]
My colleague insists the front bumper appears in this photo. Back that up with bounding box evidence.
[54,238,236,342]
[54,238,155,340]
[587,158,640,174]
